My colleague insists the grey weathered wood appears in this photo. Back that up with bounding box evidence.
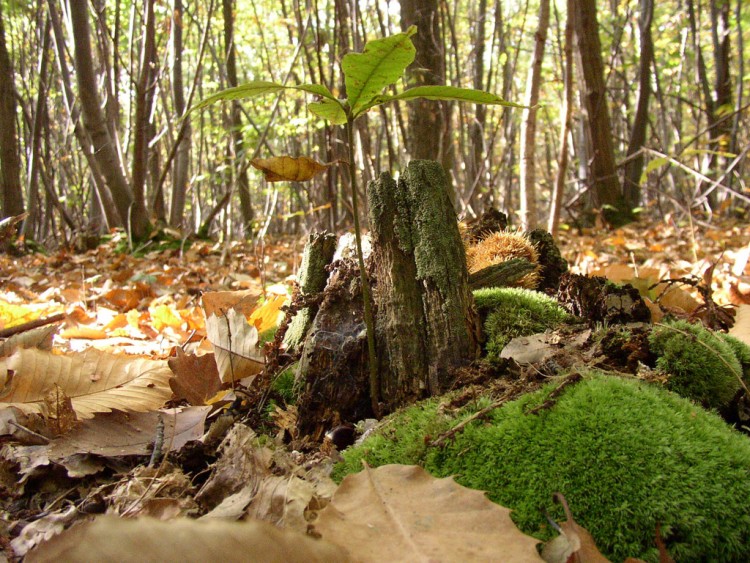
[468,258,539,290]
[369,160,480,410]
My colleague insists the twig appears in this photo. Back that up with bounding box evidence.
[0,313,64,338]
[525,372,583,415]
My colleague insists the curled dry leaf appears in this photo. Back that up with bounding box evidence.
[168,348,223,406]
[204,308,264,384]
[251,156,331,183]
[25,515,349,563]
[313,464,542,562]
[0,348,172,419]
[542,493,610,563]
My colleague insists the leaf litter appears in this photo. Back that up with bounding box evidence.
[0,217,749,560]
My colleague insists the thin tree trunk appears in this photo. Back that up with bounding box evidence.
[519,0,550,230]
[68,0,151,239]
[169,0,191,228]
[223,0,254,237]
[623,0,654,209]
[466,0,488,212]
[131,0,156,234]
[0,1,24,220]
[22,15,52,239]
[572,0,630,226]
[548,0,574,235]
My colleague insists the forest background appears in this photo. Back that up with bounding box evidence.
[0,0,747,247]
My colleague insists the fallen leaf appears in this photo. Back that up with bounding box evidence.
[168,348,223,406]
[542,492,610,563]
[25,514,349,563]
[0,348,172,419]
[251,156,331,183]
[0,324,58,357]
[47,407,210,458]
[205,308,264,384]
[729,304,750,346]
[201,289,260,318]
[313,464,542,562]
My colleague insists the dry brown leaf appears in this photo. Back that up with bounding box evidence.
[201,289,260,319]
[251,156,330,183]
[25,515,349,563]
[168,348,223,406]
[43,384,77,436]
[205,308,264,384]
[313,464,542,562]
[542,493,610,563]
[0,324,58,358]
[0,348,172,419]
[729,304,750,346]
[47,407,210,459]
[245,475,315,532]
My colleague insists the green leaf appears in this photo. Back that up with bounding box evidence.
[308,100,348,125]
[191,81,285,112]
[191,81,345,123]
[343,26,417,117]
[373,85,526,109]
[640,156,669,184]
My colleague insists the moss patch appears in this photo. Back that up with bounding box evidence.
[335,374,750,561]
[649,320,743,409]
[473,287,571,361]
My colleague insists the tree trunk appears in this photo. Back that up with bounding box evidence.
[131,0,157,234]
[0,1,24,220]
[572,0,631,226]
[369,160,480,410]
[519,0,550,230]
[169,0,191,228]
[623,0,654,209]
[548,0,574,235]
[466,0,488,212]
[22,16,52,239]
[223,0,254,237]
[400,0,450,164]
[69,1,151,240]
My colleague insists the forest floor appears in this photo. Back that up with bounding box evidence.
[1,215,750,560]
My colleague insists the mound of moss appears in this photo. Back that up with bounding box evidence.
[718,332,750,380]
[472,287,571,361]
[649,320,743,409]
[334,374,750,561]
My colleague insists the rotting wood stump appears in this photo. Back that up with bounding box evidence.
[368,160,480,411]
[295,160,480,439]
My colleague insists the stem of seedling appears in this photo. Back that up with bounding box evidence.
[345,118,380,416]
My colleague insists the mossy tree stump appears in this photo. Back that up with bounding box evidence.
[368,160,480,411]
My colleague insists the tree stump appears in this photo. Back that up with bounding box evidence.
[368,160,480,411]
[282,232,336,354]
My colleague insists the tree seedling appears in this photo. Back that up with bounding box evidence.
[192,26,522,415]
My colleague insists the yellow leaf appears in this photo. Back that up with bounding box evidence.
[250,156,331,182]
[249,294,287,333]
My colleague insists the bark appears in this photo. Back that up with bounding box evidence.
[282,232,337,354]
[131,0,157,232]
[548,0,574,235]
[400,0,450,163]
[22,16,52,239]
[169,0,191,228]
[69,1,151,239]
[572,0,631,226]
[623,0,654,209]
[519,0,550,230]
[47,0,119,229]
[0,1,24,219]
[223,0,254,237]
[466,0,488,209]
[368,161,480,410]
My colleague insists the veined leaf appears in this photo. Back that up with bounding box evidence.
[640,156,669,184]
[343,25,417,116]
[308,99,347,125]
[191,80,344,119]
[376,85,526,109]
[250,156,332,183]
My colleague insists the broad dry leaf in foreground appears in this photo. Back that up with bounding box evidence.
[729,304,750,347]
[0,348,172,419]
[25,515,349,563]
[313,464,542,562]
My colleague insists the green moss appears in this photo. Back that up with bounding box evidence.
[473,287,571,361]
[649,320,742,409]
[272,362,300,405]
[258,326,278,346]
[336,374,750,562]
[718,333,750,380]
